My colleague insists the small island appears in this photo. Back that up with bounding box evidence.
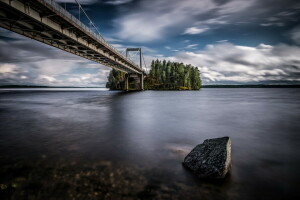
[106,59,202,90]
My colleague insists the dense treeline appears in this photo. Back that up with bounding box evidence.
[106,59,202,90]
[145,60,201,90]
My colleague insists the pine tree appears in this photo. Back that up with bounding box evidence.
[106,60,202,90]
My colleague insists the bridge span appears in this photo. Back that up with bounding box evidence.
[0,0,145,90]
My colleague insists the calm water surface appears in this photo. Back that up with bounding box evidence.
[0,88,299,199]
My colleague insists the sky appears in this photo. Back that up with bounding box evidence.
[0,0,300,86]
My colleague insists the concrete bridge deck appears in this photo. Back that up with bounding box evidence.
[0,0,144,76]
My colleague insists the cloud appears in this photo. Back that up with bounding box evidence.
[105,36,122,43]
[0,64,17,74]
[38,75,57,83]
[185,44,198,49]
[218,0,255,14]
[183,27,209,35]
[104,0,133,5]
[1,1,300,86]
[0,29,111,87]
[217,40,228,43]
[0,60,111,87]
[291,26,300,45]
[258,4,300,27]
[260,23,284,27]
[0,30,80,64]
[259,16,286,27]
[164,46,180,52]
[164,42,300,84]
[0,63,28,85]
[113,0,300,43]
[115,0,217,42]
[277,11,296,17]
[115,14,173,42]
[196,17,229,26]
[55,0,98,5]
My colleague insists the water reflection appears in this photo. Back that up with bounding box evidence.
[0,88,299,199]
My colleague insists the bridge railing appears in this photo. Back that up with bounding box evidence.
[43,0,141,70]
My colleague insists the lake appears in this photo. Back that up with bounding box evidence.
[0,88,299,199]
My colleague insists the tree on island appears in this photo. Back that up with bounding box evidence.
[145,59,201,90]
[106,59,202,90]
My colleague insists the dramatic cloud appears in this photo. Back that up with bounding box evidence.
[183,27,209,35]
[114,0,300,43]
[1,0,300,86]
[105,0,133,5]
[217,0,255,15]
[291,26,300,45]
[166,43,300,84]
[115,0,217,42]
[0,30,110,87]
[55,0,98,5]
[0,64,17,74]
[217,40,229,43]
[185,44,198,49]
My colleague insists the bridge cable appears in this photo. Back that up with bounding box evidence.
[72,0,141,69]
[134,51,140,57]
[142,53,149,74]
[119,49,126,56]
[78,2,80,20]
[74,0,105,41]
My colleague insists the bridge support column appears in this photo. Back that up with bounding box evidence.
[140,74,144,90]
[125,74,129,91]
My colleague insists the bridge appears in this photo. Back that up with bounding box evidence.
[0,0,145,90]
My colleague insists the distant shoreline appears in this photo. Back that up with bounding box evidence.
[0,85,105,88]
[0,85,299,89]
[202,85,300,88]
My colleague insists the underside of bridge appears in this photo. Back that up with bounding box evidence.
[124,74,144,91]
[0,0,145,90]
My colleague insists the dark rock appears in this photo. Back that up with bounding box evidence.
[182,137,231,179]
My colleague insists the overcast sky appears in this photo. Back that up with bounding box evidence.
[1,0,300,86]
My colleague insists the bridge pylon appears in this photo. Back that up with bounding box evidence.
[125,48,144,91]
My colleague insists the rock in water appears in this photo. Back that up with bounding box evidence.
[182,137,231,179]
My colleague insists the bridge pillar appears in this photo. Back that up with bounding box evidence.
[140,74,144,90]
[124,73,144,91]
[125,74,129,91]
